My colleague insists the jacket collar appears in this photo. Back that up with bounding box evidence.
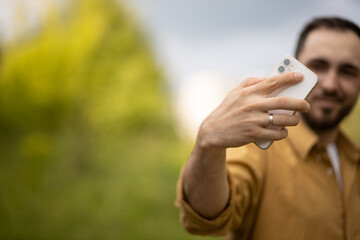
[287,120,359,163]
[336,130,360,164]
[287,120,318,161]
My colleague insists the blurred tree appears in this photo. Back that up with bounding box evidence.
[0,0,210,239]
[342,100,360,145]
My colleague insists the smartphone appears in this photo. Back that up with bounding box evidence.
[254,55,318,150]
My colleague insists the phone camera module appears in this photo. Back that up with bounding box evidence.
[284,59,290,65]
[278,66,285,73]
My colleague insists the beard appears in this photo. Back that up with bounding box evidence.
[301,89,358,132]
[301,102,355,132]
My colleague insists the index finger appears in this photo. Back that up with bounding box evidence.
[249,72,303,96]
[239,77,266,88]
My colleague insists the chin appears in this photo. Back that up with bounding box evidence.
[302,116,338,131]
[301,105,353,132]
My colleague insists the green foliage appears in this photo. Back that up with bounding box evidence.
[0,0,218,239]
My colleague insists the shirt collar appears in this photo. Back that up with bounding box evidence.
[336,130,360,164]
[287,120,318,160]
[287,120,360,163]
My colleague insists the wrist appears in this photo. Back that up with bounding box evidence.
[193,136,226,168]
[197,121,225,150]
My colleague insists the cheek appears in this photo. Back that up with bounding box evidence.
[306,86,321,102]
[341,81,360,102]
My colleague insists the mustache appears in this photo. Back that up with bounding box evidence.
[314,89,343,101]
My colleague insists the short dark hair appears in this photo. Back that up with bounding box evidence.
[295,17,360,58]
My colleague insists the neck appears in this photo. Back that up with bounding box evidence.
[300,114,339,144]
[317,128,339,145]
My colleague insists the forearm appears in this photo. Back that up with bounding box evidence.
[181,72,309,220]
[182,142,230,219]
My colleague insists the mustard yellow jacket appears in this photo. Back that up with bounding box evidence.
[176,121,360,240]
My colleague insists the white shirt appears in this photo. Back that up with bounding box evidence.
[326,143,343,192]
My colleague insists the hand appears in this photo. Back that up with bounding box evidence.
[197,72,311,149]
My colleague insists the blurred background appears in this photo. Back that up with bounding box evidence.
[0,0,359,239]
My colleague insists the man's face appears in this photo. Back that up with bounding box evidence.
[298,28,360,131]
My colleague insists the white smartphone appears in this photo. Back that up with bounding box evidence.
[254,55,318,150]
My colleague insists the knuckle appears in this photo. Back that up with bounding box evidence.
[284,115,300,126]
[285,72,296,81]
[239,99,259,112]
[272,132,283,140]
[246,116,261,125]
[240,103,254,113]
[278,115,299,126]
[233,88,250,98]
[273,129,287,140]
[287,118,297,126]
[238,88,249,98]
[292,115,300,125]
[267,77,279,89]
[239,78,251,87]
[282,129,289,138]
[302,101,310,111]
[276,97,287,106]
[276,115,286,125]
[295,101,308,112]
[249,127,261,138]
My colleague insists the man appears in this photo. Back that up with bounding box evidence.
[176,17,360,240]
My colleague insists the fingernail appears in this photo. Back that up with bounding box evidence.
[306,102,311,110]
[295,72,303,80]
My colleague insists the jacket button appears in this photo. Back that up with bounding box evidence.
[326,168,334,177]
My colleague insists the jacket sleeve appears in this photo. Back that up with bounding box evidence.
[175,143,267,237]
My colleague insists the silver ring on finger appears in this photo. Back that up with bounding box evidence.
[268,113,274,126]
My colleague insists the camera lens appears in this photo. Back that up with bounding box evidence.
[284,59,290,65]
[278,66,285,73]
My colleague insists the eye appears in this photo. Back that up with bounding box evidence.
[307,61,328,73]
[339,66,359,78]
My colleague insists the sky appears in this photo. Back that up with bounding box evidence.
[1,0,360,138]
[123,0,360,83]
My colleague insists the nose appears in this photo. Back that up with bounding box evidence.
[319,69,340,93]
